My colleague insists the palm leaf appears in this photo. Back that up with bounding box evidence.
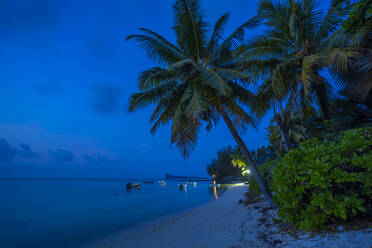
[173,0,209,60]
[138,67,172,90]
[127,32,186,65]
[200,68,233,96]
[207,13,230,52]
[128,81,177,111]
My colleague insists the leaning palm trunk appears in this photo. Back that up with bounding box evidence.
[127,0,274,206]
[217,102,275,207]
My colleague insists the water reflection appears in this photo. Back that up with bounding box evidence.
[208,184,227,200]
[213,186,218,199]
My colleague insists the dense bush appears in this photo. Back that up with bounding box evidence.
[249,158,280,192]
[272,127,372,231]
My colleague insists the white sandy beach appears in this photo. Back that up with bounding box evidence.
[83,185,372,248]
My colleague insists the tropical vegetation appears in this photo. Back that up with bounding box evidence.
[272,127,372,231]
[128,0,372,230]
[127,0,274,205]
[206,146,242,180]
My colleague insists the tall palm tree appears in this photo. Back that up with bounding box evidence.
[127,0,274,206]
[242,0,353,147]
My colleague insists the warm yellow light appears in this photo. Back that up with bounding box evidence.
[213,186,218,199]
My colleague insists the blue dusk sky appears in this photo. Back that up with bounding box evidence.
[0,0,330,178]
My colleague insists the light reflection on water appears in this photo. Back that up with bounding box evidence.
[213,186,218,199]
[0,179,224,248]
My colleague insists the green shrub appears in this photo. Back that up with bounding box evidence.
[272,127,372,231]
[249,158,280,192]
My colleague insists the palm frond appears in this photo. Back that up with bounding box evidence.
[271,58,297,96]
[257,0,291,32]
[168,59,200,73]
[185,88,210,121]
[326,48,358,74]
[301,54,324,95]
[138,67,172,90]
[173,0,209,60]
[216,68,250,82]
[149,84,186,123]
[150,102,178,134]
[200,68,233,96]
[315,0,353,43]
[310,73,333,119]
[224,98,257,133]
[244,33,293,59]
[170,117,200,158]
[207,13,230,52]
[127,32,186,66]
[213,16,260,63]
[128,81,177,111]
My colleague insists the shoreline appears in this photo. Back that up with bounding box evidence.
[80,185,372,248]
[80,184,248,248]
[79,191,218,248]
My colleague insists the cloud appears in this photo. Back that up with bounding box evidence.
[48,149,74,163]
[0,138,18,162]
[18,143,40,159]
[83,154,108,164]
[0,138,40,162]
[90,84,124,114]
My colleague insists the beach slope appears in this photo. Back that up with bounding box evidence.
[84,185,249,248]
[83,185,372,248]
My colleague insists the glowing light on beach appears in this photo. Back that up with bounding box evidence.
[246,169,250,174]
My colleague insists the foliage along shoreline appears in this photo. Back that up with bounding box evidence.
[127,0,372,232]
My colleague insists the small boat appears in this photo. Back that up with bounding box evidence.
[133,183,141,189]
[178,184,184,190]
[126,183,133,189]
[159,180,166,186]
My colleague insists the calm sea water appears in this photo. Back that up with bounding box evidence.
[0,179,221,248]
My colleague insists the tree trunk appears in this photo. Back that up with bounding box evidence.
[276,119,292,152]
[318,98,331,120]
[313,72,331,120]
[279,125,291,151]
[217,102,275,207]
[274,114,292,152]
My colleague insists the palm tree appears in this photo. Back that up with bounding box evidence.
[268,111,307,152]
[329,0,372,104]
[242,0,353,147]
[127,0,275,206]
